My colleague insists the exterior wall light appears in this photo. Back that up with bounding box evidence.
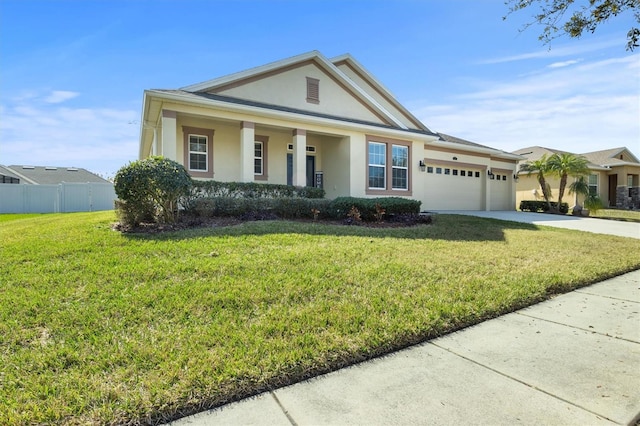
[419,160,426,172]
[513,174,519,182]
[487,169,495,179]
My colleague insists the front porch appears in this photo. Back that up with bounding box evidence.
[147,109,354,200]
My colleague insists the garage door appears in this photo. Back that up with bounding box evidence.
[423,166,484,210]
[490,172,512,210]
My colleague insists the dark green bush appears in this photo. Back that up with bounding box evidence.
[327,197,421,221]
[114,156,192,226]
[114,199,155,228]
[190,180,324,199]
[519,200,569,214]
[194,197,331,219]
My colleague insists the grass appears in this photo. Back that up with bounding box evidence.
[590,208,640,222]
[0,213,44,223]
[1,211,639,425]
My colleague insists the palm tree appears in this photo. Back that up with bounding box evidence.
[519,154,553,211]
[547,153,590,211]
[569,176,604,215]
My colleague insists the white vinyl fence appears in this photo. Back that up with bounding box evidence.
[0,183,116,214]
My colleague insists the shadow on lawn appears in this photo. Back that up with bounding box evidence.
[120,214,540,243]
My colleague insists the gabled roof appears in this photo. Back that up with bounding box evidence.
[513,146,639,170]
[437,134,524,161]
[0,165,22,183]
[2,165,110,185]
[178,50,425,131]
[580,147,640,167]
[512,146,566,162]
[330,53,431,132]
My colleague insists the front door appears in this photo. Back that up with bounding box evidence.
[287,154,315,187]
[608,174,617,207]
[306,155,315,187]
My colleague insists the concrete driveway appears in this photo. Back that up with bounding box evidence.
[437,211,640,239]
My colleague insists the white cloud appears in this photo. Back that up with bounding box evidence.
[479,38,620,64]
[0,93,139,176]
[548,59,581,68]
[43,90,80,104]
[415,55,640,155]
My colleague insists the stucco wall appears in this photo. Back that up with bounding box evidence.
[214,63,386,125]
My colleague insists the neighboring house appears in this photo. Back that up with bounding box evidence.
[0,165,110,185]
[0,165,115,214]
[139,50,522,211]
[513,146,640,209]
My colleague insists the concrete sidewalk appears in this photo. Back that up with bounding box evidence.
[169,270,640,426]
[437,210,640,239]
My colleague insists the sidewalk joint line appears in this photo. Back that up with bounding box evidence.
[429,341,619,424]
[270,392,298,426]
[573,289,640,304]
[515,311,640,344]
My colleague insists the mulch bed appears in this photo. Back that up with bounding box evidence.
[113,213,433,234]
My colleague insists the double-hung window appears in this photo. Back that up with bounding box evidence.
[254,135,268,181]
[189,135,208,171]
[254,142,263,175]
[391,145,408,189]
[588,174,598,195]
[366,136,411,195]
[368,142,386,189]
[182,126,214,178]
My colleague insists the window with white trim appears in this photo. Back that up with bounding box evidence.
[366,137,411,194]
[391,145,408,190]
[588,174,598,195]
[254,141,263,175]
[189,135,208,171]
[368,142,386,189]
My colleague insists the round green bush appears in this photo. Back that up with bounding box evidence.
[114,156,192,225]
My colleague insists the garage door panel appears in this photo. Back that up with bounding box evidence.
[424,168,483,210]
[490,174,511,210]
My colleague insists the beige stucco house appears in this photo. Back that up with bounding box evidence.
[513,146,640,209]
[139,51,521,211]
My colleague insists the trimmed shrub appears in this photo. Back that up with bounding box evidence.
[190,180,324,198]
[194,197,331,219]
[114,157,192,226]
[327,197,421,221]
[519,200,569,214]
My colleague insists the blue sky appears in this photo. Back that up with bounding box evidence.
[1,0,638,177]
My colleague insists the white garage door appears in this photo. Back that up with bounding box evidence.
[490,173,512,210]
[423,166,484,210]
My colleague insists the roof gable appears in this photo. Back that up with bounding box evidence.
[331,54,430,132]
[4,165,109,185]
[179,51,418,130]
[580,147,639,166]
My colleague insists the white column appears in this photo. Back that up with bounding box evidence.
[240,121,255,182]
[161,110,177,161]
[485,167,492,211]
[292,129,307,186]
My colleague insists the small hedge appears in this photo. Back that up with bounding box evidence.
[193,196,422,222]
[190,180,324,199]
[327,197,421,221]
[520,200,569,214]
[194,197,332,219]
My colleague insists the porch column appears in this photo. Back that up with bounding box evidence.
[161,110,177,161]
[485,167,492,211]
[240,121,255,182]
[292,129,306,186]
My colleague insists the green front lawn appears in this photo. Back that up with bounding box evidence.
[1,212,639,424]
[590,208,640,222]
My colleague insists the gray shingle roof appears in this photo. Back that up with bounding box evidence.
[2,165,110,185]
[153,90,439,137]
